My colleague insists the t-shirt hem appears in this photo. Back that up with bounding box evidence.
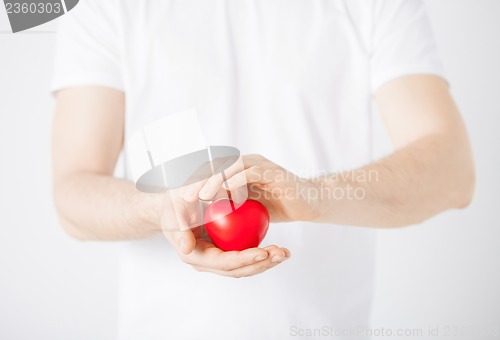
[371,64,448,94]
[50,73,124,95]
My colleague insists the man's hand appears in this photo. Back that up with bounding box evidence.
[180,154,320,223]
[159,189,290,278]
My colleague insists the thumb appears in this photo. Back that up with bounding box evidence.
[178,229,196,255]
[161,212,197,255]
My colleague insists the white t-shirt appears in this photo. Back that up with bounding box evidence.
[51,1,445,339]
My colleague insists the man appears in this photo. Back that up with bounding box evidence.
[51,0,475,339]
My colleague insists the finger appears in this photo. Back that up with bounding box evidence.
[211,245,270,270]
[200,154,275,199]
[184,241,268,271]
[263,245,287,262]
[181,156,241,201]
[174,209,198,254]
[228,184,249,205]
[177,230,196,255]
[226,255,288,277]
[282,247,292,259]
[179,155,236,202]
[179,179,209,202]
[162,225,197,255]
[199,157,250,200]
[198,174,225,200]
[161,209,197,255]
[185,159,214,185]
[223,166,271,191]
[192,253,288,278]
[211,155,241,175]
[179,158,214,188]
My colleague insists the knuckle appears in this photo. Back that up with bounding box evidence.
[251,167,265,180]
[251,154,264,160]
[265,245,279,252]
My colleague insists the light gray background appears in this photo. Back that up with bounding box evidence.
[0,1,499,339]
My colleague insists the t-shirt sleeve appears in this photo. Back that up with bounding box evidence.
[50,0,123,94]
[370,0,446,93]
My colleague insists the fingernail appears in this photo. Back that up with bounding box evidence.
[255,254,268,261]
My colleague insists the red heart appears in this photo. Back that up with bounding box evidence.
[204,199,269,251]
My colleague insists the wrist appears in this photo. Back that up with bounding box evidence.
[295,177,325,222]
[307,176,338,223]
[130,189,164,235]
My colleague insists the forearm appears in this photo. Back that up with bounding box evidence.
[53,172,163,240]
[314,133,475,227]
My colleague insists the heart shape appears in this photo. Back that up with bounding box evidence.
[204,199,269,251]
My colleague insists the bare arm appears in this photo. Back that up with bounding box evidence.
[196,75,475,228]
[52,87,161,240]
[315,75,475,227]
